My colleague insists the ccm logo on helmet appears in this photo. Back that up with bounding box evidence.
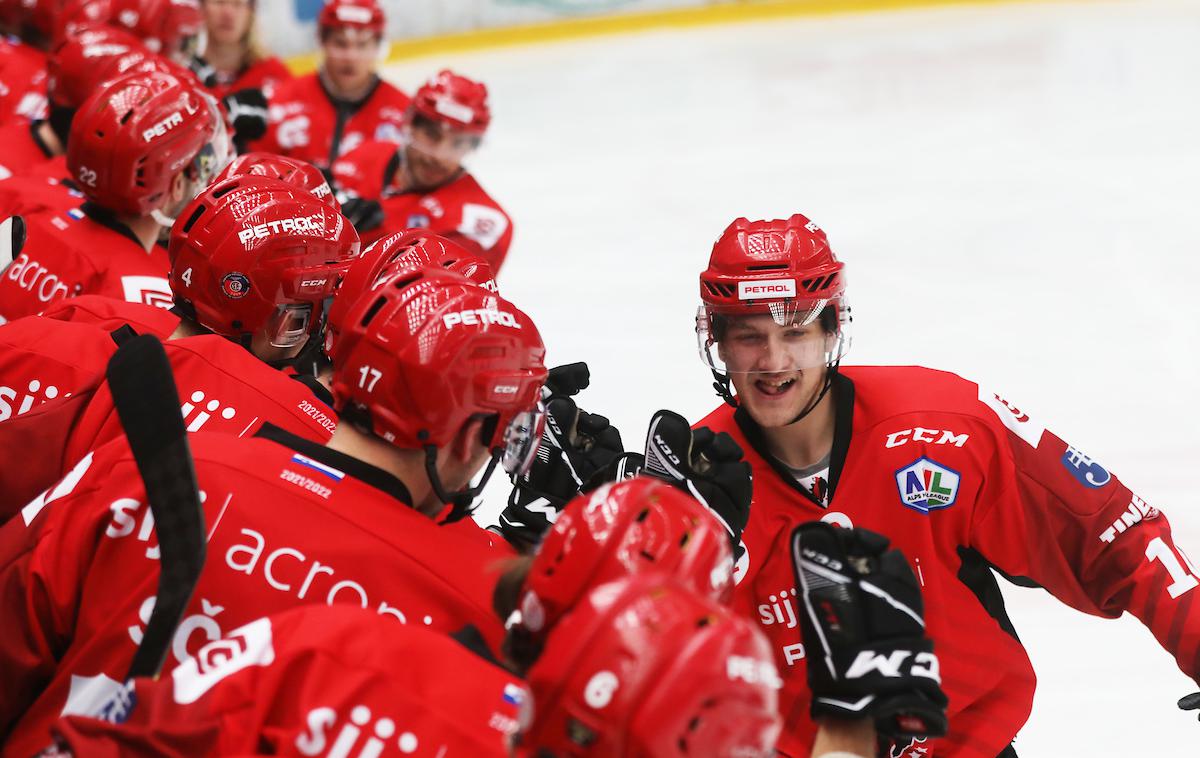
[738,278,797,301]
[442,309,522,330]
[142,111,185,143]
[237,216,325,244]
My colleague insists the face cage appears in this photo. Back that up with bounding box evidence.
[265,302,314,349]
[694,301,852,376]
[499,398,548,477]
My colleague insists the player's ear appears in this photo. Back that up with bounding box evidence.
[169,171,187,204]
[450,415,490,464]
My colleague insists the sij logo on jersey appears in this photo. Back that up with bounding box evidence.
[894,457,960,513]
[1061,445,1111,488]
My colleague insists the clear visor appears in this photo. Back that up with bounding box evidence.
[499,399,547,476]
[404,119,481,164]
[266,303,313,349]
[696,300,851,375]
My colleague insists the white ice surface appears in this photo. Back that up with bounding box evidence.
[380,1,1200,754]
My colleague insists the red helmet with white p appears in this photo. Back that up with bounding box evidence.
[168,175,360,352]
[325,230,495,361]
[46,26,147,110]
[523,574,782,757]
[510,477,734,659]
[317,0,384,38]
[215,152,338,209]
[68,69,221,217]
[59,0,204,61]
[697,214,852,409]
[330,266,546,513]
[411,69,491,136]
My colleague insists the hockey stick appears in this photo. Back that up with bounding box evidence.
[0,215,25,272]
[107,334,207,680]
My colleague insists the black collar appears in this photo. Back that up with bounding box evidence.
[290,372,335,407]
[318,72,381,113]
[733,371,855,507]
[451,624,505,668]
[254,423,413,507]
[80,202,145,248]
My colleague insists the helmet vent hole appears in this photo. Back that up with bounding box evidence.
[470,346,503,359]
[359,296,388,327]
[180,204,206,233]
[679,532,691,548]
[212,182,239,199]
[118,109,134,125]
[703,282,735,298]
[746,263,787,271]
[389,271,422,290]
[696,615,712,628]
[635,507,650,522]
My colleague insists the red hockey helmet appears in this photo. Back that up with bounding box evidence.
[411,69,491,136]
[330,266,546,478]
[215,152,338,209]
[317,0,384,37]
[325,229,495,361]
[68,69,220,216]
[59,0,204,60]
[21,0,67,41]
[697,214,852,378]
[514,477,734,644]
[46,27,147,110]
[523,575,782,757]
[168,175,360,348]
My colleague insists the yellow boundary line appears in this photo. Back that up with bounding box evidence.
[286,0,1043,73]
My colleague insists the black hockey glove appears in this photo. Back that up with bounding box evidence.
[339,194,386,233]
[790,522,948,741]
[640,409,751,557]
[0,215,25,272]
[1179,692,1200,721]
[498,363,625,552]
[223,88,269,144]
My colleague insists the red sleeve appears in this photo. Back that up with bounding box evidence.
[0,449,111,732]
[970,389,1200,684]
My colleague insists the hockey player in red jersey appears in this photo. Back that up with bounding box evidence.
[331,70,514,271]
[46,606,530,757]
[58,0,204,64]
[0,174,358,517]
[690,214,1200,757]
[0,261,547,755]
[195,0,291,101]
[255,0,409,169]
[0,69,228,323]
[0,28,149,217]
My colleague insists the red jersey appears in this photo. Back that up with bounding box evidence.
[40,294,180,337]
[0,120,56,179]
[0,424,514,757]
[47,606,525,757]
[0,37,47,123]
[0,333,339,520]
[256,73,410,169]
[0,203,171,323]
[699,366,1200,758]
[206,55,292,101]
[0,161,84,218]
[331,140,513,272]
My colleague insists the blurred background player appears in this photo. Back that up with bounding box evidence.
[194,0,291,101]
[692,213,1200,756]
[0,69,227,323]
[0,262,547,755]
[332,69,513,271]
[58,0,205,65]
[255,0,409,169]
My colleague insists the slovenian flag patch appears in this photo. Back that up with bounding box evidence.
[291,454,345,481]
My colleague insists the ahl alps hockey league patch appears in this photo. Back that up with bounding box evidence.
[895,456,961,514]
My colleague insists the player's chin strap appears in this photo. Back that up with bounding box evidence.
[711,359,841,427]
[424,444,501,524]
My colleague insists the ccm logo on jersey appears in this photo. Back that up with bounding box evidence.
[738,278,796,300]
[142,110,184,142]
[237,215,325,244]
[442,308,521,330]
[885,427,969,448]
